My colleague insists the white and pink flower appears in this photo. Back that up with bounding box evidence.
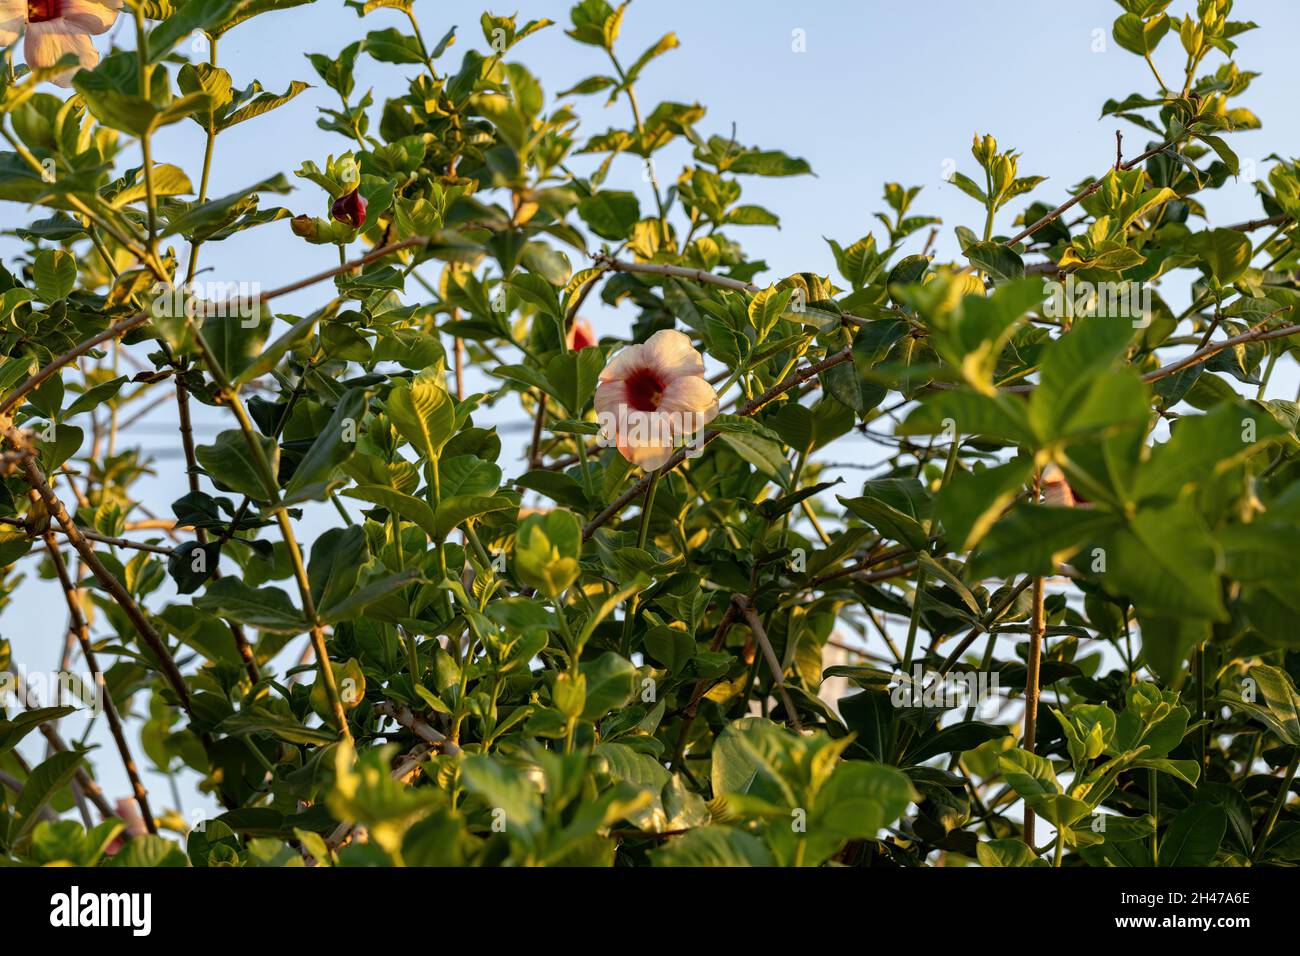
[0,0,121,87]
[594,328,719,471]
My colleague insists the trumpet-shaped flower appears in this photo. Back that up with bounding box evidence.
[594,329,718,471]
[0,0,122,87]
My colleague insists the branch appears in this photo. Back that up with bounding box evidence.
[1003,137,1183,248]
[593,254,871,328]
[373,700,461,755]
[0,237,428,419]
[1142,316,1300,383]
[40,530,157,834]
[733,595,803,733]
[4,423,195,719]
[0,516,173,554]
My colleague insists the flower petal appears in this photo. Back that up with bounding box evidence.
[641,328,705,380]
[25,23,98,85]
[598,341,649,384]
[618,437,675,471]
[0,0,24,46]
[61,0,121,34]
[658,375,719,431]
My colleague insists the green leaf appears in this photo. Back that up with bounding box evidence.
[0,707,75,757]
[577,190,640,240]
[1247,665,1300,746]
[655,826,775,866]
[196,429,280,501]
[283,388,368,503]
[13,750,83,842]
[217,708,338,745]
[514,510,582,598]
[1157,804,1225,866]
[33,249,76,303]
[387,376,456,461]
[194,577,305,633]
[148,0,241,62]
[579,651,638,719]
[343,485,439,539]
[1186,228,1253,286]
[545,347,604,416]
[838,494,928,552]
[434,495,514,539]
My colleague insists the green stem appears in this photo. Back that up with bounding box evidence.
[131,7,159,252]
[1252,751,1299,865]
[619,467,661,655]
[1150,768,1159,862]
[184,36,219,286]
[609,51,669,248]
[901,569,928,672]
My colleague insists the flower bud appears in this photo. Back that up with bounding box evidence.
[331,189,368,229]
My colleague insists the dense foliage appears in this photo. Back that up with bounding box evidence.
[1,0,1299,868]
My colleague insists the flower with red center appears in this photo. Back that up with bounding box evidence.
[567,317,596,351]
[331,189,368,229]
[594,328,719,470]
[0,0,122,87]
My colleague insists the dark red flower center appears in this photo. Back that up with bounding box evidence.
[28,0,61,23]
[624,367,666,412]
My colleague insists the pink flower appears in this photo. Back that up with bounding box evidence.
[567,317,596,351]
[594,328,718,471]
[1041,464,1075,508]
[0,0,121,87]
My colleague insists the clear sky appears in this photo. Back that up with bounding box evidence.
[4,0,1299,817]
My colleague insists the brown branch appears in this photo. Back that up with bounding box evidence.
[0,516,172,554]
[175,381,259,685]
[1004,137,1183,248]
[1142,316,1299,384]
[670,600,738,769]
[4,424,194,719]
[40,530,157,834]
[10,670,116,822]
[733,595,803,733]
[373,700,461,755]
[0,237,428,419]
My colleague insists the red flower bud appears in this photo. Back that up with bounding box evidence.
[567,317,596,351]
[331,189,368,229]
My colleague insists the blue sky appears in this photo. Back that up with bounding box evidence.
[5,0,1299,817]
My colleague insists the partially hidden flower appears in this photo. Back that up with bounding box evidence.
[1041,463,1075,507]
[104,796,149,855]
[567,317,596,351]
[1,0,121,87]
[594,328,719,471]
[331,189,368,229]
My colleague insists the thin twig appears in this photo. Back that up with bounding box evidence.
[733,595,803,733]
[4,423,195,719]
[40,530,157,834]
[1004,137,1183,247]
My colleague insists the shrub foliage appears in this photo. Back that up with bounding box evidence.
[1,0,1299,868]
